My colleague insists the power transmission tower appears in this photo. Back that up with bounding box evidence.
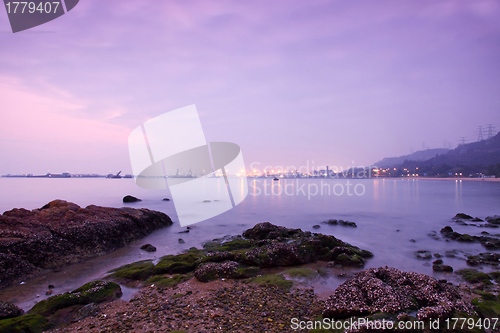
[486,124,495,139]
[476,126,484,141]
[459,137,467,146]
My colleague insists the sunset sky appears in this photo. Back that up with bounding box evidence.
[1,0,499,175]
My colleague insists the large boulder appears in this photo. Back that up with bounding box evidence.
[323,267,474,321]
[0,200,172,288]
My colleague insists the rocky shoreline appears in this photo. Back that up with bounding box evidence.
[2,209,500,332]
[0,200,172,289]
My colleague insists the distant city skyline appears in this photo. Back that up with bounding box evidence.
[1,1,500,175]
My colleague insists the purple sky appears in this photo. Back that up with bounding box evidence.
[1,0,499,175]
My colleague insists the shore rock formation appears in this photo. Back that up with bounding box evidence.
[0,200,172,289]
[440,225,500,248]
[107,222,374,286]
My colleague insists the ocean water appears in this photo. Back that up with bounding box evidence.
[1,177,500,310]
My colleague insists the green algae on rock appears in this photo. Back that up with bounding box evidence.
[0,314,49,333]
[153,249,205,275]
[282,268,319,280]
[455,268,500,286]
[108,261,155,281]
[9,281,122,332]
[471,290,500,319]
[29,281,121,317]
[247,274,294,290]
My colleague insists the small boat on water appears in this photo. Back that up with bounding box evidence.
[273,177,279,181]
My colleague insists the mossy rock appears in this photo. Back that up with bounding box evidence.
[315,234,346,249]
[473,289,497,301]
[283,268,319,280]
[248,274,293,290]
[353,248,374,258]
[47,304,85,328]
[233,266,260,278]
[153,251,204,275]
[144,274,189,288]
[334,253,364,267]
[472,296,500,318]
[29,293,82,317]
[202,238,229,251]
[108,261,154,281]
[458,234,475,242]
[29,281,121,316]
[71,281,122,304]
[456,268,492,284]
[203,237,254,252]
[0,314,49,333]
[489,271,500,283]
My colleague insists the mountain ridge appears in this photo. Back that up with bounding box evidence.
[373,132,500,177]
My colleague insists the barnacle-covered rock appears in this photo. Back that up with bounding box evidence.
[323,267,474,320]
[0,301,24,319]
[234,242,316,267]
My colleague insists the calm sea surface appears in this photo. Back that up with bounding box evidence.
[1,177,500,310]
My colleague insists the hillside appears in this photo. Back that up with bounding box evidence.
[374,148,450,168]
[374,132,500,177]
